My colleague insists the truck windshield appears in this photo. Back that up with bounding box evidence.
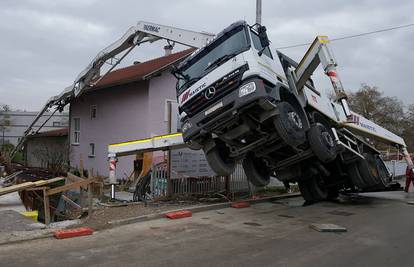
[176,26,248,93]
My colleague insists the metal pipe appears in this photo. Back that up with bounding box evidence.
[111,184,116,199]
[256,0,262,25]
[108,154,118,200]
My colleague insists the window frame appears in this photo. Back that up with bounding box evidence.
[90,105,97,119]
[72,118,80,145]
[250,30,273,59]
[89,143,95,157]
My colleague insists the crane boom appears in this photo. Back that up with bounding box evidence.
[10,21,215,158]
[278,36,413,167]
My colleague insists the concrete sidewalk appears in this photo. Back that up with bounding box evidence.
[0,192,26,212]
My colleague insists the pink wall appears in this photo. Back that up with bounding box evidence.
[69,71,178,178]
[147,72,178,136]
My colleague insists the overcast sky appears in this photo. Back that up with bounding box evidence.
[0,0,413,110]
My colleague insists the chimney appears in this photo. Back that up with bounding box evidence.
[164,44,173,56]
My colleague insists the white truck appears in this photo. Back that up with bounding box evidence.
[173,21,412,202]
[14,19,412,202]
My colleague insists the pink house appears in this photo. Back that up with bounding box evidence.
[69,49,192,177]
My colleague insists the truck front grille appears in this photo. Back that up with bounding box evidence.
[182,64,248,117]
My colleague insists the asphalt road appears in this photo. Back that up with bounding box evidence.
[1,194,414,267]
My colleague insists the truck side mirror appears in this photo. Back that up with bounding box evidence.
[258,25,270,48]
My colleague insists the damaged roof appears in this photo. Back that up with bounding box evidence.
[93,48,194,90]
[29,128,69,138]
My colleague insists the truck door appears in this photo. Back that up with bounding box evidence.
[250,30,279,84]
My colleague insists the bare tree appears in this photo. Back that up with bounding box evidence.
[402,104,414,150]
[347,84,405,135]
[32,141,69,175]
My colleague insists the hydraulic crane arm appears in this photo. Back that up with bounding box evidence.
[278,36,351,117]
[11,21,215,159]
[277,36,413,167]
[74,21,215,97]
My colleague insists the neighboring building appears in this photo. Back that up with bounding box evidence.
[69,49,193,177]
[0,111,69,146]
[24,128,69,171]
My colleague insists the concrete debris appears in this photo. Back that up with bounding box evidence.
[47,219,81,229]
[310,223,347,233]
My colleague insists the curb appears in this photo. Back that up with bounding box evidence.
[108,193,301,226]
[0,219,82,246]
[0,229,54,246]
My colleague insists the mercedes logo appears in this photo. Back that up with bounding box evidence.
[205,87,216,100]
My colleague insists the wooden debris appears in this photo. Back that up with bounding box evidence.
[0,182,35,196]
[0,177,64,196]
[61,195,82,210]
[33,177,65,187]
[66,172,84,183]
[46,177,96,196]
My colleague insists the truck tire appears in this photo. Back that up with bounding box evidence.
[327,187,340,200]
[242,154,271,187]
[204,141,236,176]
[355,153,387,189]
[347,163,368,189]
[298,175,328,203]
[273,102,306,147]
[308,123,337,163]
[298,180,315,202]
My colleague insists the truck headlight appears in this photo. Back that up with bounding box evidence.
[181,120,192,133]
[239,81,256,97]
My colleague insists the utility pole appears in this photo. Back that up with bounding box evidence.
[256,0,262,25]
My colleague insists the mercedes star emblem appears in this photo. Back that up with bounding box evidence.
[205,87,216,100]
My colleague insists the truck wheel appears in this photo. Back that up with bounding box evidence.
[347,163,368,189]
[355,153,387,189]
[242,154,271,187]
[308,123,337,163]
[327,187,339,200]
[298,180,315,202]
[298,176,328,203]
[308,175,328,201]
[185,140,203,150]
[273,102,306,147]
[204,141,236,176]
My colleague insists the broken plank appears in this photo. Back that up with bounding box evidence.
[62,195,82,210]
[43,188,51,225]
[67,172,84,183]
[33,177,65,187]
[25,186,50,192]
[0,182,35,196]
[47,177,96,196]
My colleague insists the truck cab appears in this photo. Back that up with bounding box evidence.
[174,21,310,182]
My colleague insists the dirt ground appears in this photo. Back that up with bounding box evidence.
[79,188,291,230]
[81,200,209,230]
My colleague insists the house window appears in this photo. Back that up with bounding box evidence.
[89,143,95,157]
[90,105,97,119]
[53,121,60,127]
[73,118,80,144]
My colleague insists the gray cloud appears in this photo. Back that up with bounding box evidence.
[0,0,413,110]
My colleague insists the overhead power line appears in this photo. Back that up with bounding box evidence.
[276,22,414,49]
